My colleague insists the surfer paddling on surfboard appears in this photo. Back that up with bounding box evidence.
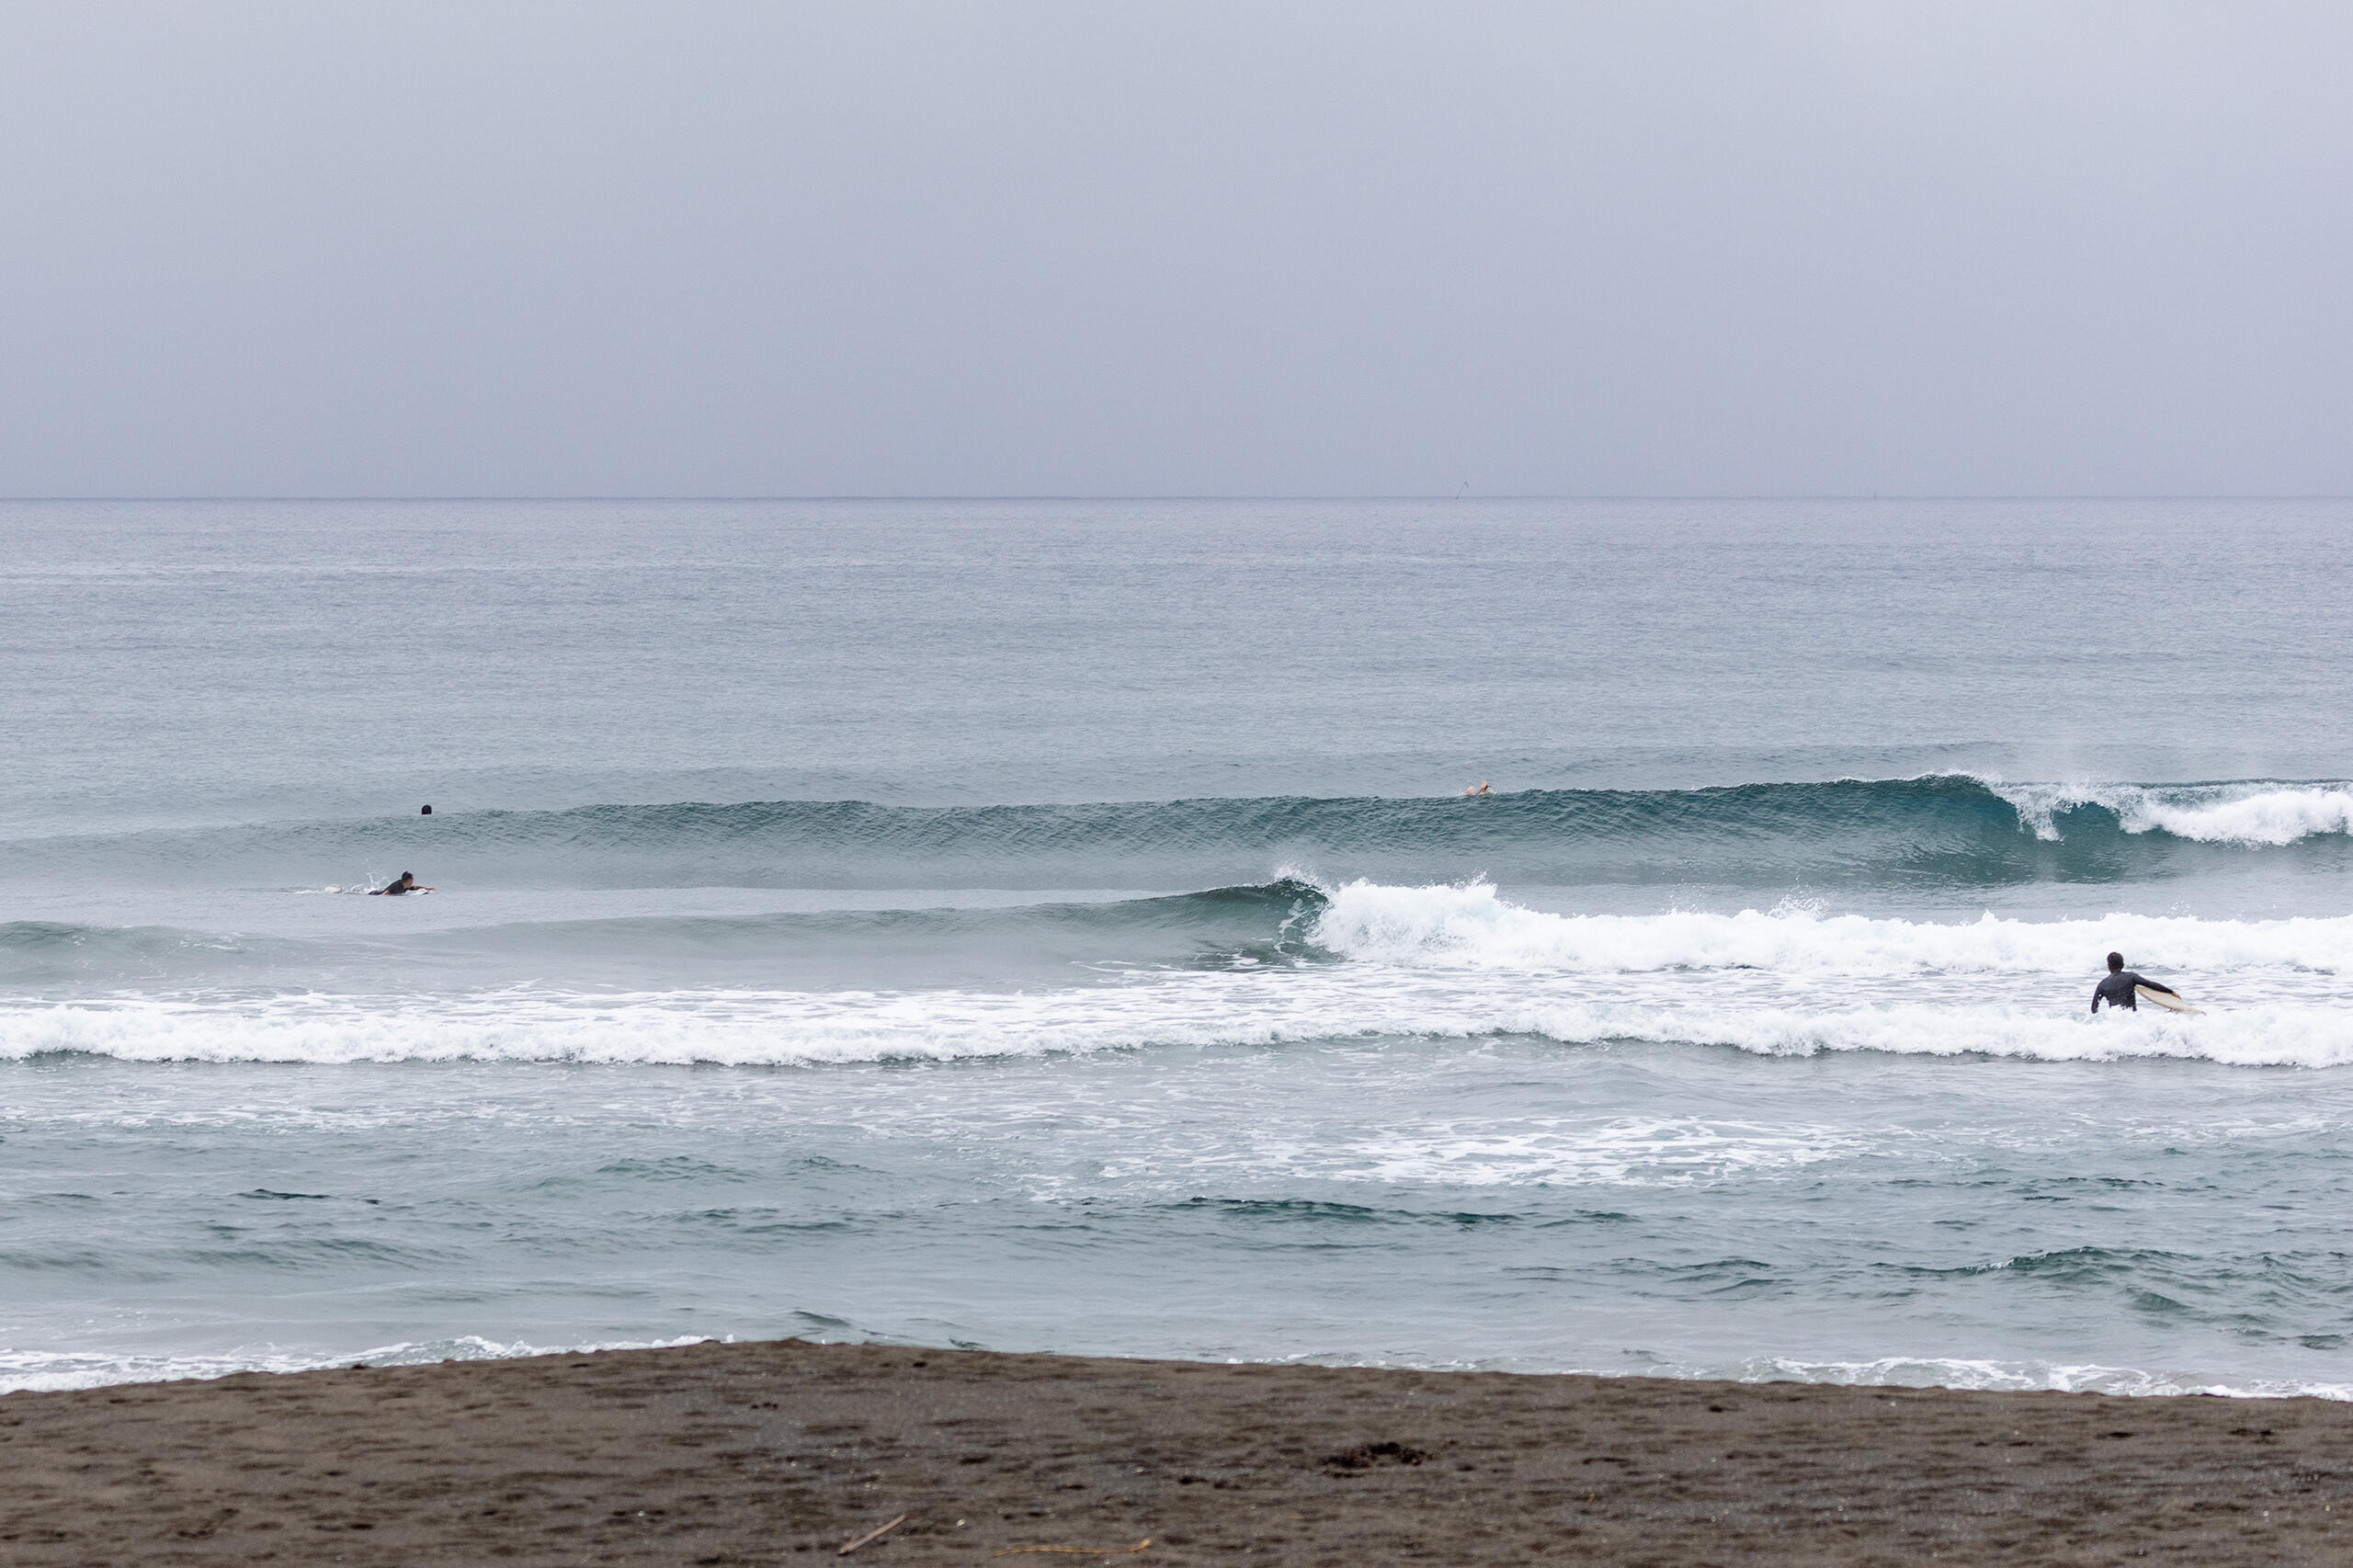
[369,871,434,896]
[2091,951,2186,1014]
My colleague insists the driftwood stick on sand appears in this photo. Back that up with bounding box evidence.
[838,1512,908,1554]
[992,1541,1151,1558]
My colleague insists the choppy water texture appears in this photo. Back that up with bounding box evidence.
[4,498,2353,1397]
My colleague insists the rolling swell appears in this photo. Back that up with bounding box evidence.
[0,882,1336,994]
[7,777,2352,890]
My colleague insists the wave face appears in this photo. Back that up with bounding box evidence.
[13,776,2353,892]
[0,881,1336,993]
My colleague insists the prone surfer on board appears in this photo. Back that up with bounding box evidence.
[370,871,433,895]
[2091,951,2179,1013]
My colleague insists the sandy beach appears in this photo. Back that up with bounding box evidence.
[1,1338,2347,1565]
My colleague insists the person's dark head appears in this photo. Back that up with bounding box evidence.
[2107,951,2125,972]
[399,872,415,886]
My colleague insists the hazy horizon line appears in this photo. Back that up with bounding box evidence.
[6,493,2351,505]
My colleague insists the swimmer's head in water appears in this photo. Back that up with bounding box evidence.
[2108,951,2125,971]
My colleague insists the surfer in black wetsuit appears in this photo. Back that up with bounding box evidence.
[2092,951,2178,1013]
[370,871,432,895]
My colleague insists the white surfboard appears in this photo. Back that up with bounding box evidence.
[2137,984,2200,1015]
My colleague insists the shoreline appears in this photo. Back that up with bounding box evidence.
[4,1338,2349,1563]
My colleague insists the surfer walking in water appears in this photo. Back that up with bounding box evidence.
[2091,951,2179,1013]
[370,871,433,895]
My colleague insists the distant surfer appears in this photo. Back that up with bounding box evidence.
[370,871,433,896]
[2091,952,2178,1013]
[1465,781,1492,797]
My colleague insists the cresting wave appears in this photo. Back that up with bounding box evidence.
[13,876,2353,987]
[0,882,1332,990]
[12,776,2353,890]
[8,875,2353,1065]
[8,878,2353,1066]
[1997,780,2353,846]
[1308,880,2353,975]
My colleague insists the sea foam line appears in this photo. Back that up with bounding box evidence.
[0,1334,713,1397]
[6,1334,2345,1403]
[1661,1353,2353,1402]
[6,980,2351,1068]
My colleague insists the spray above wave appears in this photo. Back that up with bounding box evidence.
[1995,781,2353,846]
[12,776,2353,892]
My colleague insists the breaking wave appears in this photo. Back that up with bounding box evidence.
[8,870,2352,1067]
[7,878,2350,1067]
[1995,781,2353,846]
[1307,879,2353,975]
[11,776,2353,892]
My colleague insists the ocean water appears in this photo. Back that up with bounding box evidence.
[6,497,2353,1398]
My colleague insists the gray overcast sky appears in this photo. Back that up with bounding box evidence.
[2,2,2348,497]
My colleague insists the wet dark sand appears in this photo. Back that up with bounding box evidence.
[3,1338,2349,1564]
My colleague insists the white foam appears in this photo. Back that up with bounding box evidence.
[1993,779,2353,845]
[7,885,2349,1069]
[1308,878,2353,976]
[6,1334,2344,1402]
[0,1334,711,1396]
[1335,1117,1870,1187]
[1652,1353,2353,1401]
[6,973,2353,1069]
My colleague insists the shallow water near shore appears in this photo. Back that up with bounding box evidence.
[7,1043,2353,1399]
[6,497,2353,1396]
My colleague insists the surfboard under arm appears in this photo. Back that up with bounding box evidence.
[2137,983,2200,1015]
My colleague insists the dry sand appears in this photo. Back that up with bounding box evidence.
[2,1337,2348,1565]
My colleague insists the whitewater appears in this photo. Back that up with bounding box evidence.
[6,496,2353,1402]
[9,883,2353,1068]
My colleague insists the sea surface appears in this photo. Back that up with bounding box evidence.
[5,497,2353,1398]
